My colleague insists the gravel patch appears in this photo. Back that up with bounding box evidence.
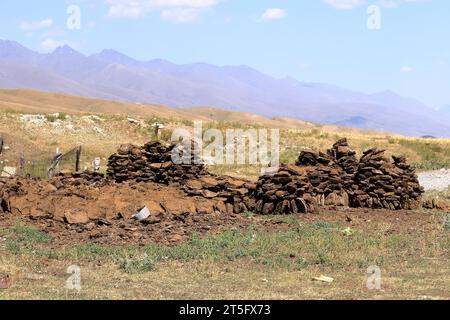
[418,169,450,192]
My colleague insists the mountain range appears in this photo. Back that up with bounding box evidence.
[1,39,449,137]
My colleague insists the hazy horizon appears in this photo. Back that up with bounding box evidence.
[0,0,449,109]
[1,38,436,107]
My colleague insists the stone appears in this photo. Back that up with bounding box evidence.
[64,211,89,224]
[161,200,196,215]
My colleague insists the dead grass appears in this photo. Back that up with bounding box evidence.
[2,90,450,177]
[2,258,448,300]
[3,111,450,179]
[0,212,448,300]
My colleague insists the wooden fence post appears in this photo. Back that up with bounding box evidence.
[20,153,25,177]
[31,161,35,177]
[75,146,82,172]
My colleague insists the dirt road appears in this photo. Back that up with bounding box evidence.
[418,169,450,191]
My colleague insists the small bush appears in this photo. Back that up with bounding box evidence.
[444,213,450,231]
[119,254,156,274]
[45,114,57,122]
[386,136,396,144]
[45,113,66,122]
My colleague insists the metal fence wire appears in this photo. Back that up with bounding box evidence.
[1,146,81,179]
[47,146,82,178]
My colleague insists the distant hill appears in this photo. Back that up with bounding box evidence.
[0,89,396,140]
[0,89,317,130]
[334,116,374,127]
[1,39,450,137]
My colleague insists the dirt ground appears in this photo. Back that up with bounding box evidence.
[0,176,449,300]
[0,176,443,246]
[0,206,448,300]
[0,196,444,246]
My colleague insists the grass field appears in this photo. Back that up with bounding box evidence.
[2,109,450,178]
[1,209,448,300]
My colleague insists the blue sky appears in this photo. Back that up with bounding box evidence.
[0,0,449,108]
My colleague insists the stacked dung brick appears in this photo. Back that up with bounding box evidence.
[350,149,424,210]
[252,139,424,215]
[326,138,358,191]
[183,176,257,214]
[253,165,309,215]
[327,138,358,174]
[0,178,8,213]
[107,141,209,183]
[253,152,350,215]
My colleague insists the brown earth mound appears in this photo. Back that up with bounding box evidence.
[0,176,227,222]
[0,176,274,245]
[52,171,107,187]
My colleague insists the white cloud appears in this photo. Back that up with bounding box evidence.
[160,8,201,23]
[258,8,286,22]
[323,0,366,10]
[40,38,73,51]
[400,66,414,72]
[20,19,53,31]
[107,3,143,18]
[323,0,430,10]
[379,0,430,8]
[105,0,219,22]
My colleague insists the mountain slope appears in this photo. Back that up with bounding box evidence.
[0,88,322,131]
[0,39,449,137]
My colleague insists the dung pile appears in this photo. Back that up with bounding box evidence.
[0,178,8,213]
[253,139,423,214]
[294,137,357,175]
[351,149,423,210]
[107,141,209,184]
[253,162,349,215]
[183,176,257,214]
[327,138,358,174]
[296,150,333,166]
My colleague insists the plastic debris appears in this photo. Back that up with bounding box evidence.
[312,275,334,283]
[133,206,151,221]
